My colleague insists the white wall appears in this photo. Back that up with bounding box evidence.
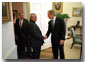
[63,2,82,26]
[63,2,82,35]
[23,2,30,21]
[2,3,17,59]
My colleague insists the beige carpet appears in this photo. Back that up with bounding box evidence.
[40,38,81,59]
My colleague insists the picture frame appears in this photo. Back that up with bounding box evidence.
[72,7,82,17]
[52,2,63,13]
[2,2,11,23]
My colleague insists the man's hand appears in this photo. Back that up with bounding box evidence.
[60,40,64,45]
[43,36,47,40]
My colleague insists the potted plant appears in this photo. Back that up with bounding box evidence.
[56,13,70,18]
[56,13,70,24]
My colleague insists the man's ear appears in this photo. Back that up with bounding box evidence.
[52,15,54,18]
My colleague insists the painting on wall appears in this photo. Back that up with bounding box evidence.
[72,7,82,17]
[52,2,63,13]
[2,2,11,23]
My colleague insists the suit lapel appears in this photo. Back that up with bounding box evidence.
[54,17,58,29]
[21,19,25,29]
[17,19,20,29]
[55,17,58,24]
[35,23,40,30]
[34,23,41,34]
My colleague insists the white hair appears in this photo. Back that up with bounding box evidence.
[30,13,36,19]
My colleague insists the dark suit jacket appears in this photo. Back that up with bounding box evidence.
[29,21,44,47]
[46,17,66,43]
[15,19,30,46]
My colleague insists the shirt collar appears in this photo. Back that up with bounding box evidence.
[53,16,56,21]
[19,19,23,25]
[19,19,23,21]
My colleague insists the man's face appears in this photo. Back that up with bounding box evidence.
[48,11,54,19]
[32,16,37,22]
[19,13,24,20]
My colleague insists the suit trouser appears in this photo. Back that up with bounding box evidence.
[17,45,26,59]
[26,44,32,57]
[51,40,65,59]
[31,46,41,59]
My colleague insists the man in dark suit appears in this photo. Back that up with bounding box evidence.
[44,10,66,59]
[29,13,44,59]
[15,12,32,59]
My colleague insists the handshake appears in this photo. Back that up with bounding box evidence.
[43,36,47,40]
